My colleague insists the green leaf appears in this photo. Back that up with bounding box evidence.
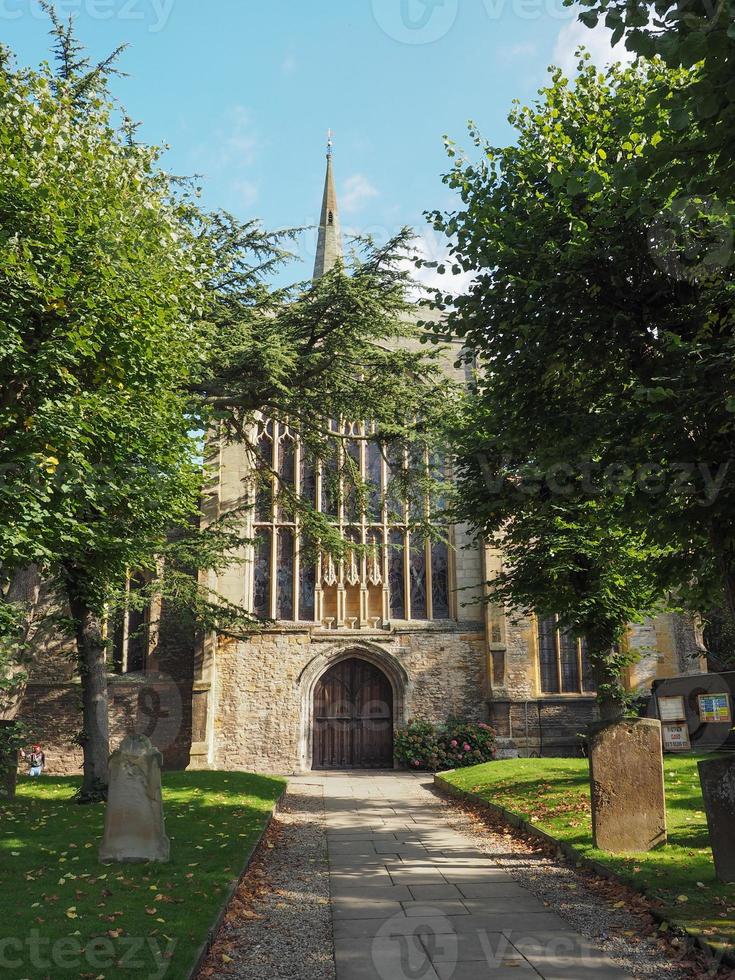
[669,107,690,131]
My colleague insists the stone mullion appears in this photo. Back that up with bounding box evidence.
[315,438,324,624]
[447,525,458,622]
[293,437,302,622]
[425,535,433,622]
[423,447,433,620]
[555,615,563,694]
[269,426,279,621]
[336,422,346,626]
[576,638,584,695]
[359,425,369,626]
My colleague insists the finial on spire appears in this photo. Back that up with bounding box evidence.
[313,132,343,279]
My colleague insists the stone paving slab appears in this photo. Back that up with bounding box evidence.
[334,938,440,980]
[317,772,635,980]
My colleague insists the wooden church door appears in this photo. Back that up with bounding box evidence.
[312,658,394,769]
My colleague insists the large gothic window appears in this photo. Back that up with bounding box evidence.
[537,615,596,694]
[251,419,453,625]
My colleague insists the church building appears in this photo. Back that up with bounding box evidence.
[19,147,706,774]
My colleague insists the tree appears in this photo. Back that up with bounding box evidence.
[453,403,670,718]
[1,19,456,800]
[574,0,735,196]
[0,21,219,799]
[429,55,734,711]
[195,218,456,547]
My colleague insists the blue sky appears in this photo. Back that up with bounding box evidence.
[3,0,623,283]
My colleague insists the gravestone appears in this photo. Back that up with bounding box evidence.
[698,755,735,882]
[589,718,667,852]
[99,734,170,864]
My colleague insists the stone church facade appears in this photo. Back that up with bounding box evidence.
[18,147,706,774]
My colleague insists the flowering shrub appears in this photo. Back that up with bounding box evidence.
[394,716,496,772]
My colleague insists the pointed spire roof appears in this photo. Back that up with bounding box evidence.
[313,131,343,279]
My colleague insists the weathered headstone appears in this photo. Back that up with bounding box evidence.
[698,755,735,882]
[589,718,667,852]
[99,734,170,864]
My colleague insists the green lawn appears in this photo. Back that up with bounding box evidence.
[0,771,285,979]
[441,756,735,959]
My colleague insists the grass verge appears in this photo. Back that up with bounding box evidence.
[439,755,735,962]
[0,771,285,979]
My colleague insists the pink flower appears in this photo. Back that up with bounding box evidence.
[450,740,458,748]
[463,743,471,752]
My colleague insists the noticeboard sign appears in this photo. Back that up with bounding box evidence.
[698,693,732,725]
[662,723,691,752]
[658,695,687,723]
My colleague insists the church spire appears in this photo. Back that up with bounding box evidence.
[313,130,343,279]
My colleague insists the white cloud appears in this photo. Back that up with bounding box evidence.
[341,174,380,214]
[232,179,259,209]
[190,105,262,174]
[501,40,538,63]
[553,16,635,74]
[281,54,297,76]
[188,106,263,213]
[407,231,476,302]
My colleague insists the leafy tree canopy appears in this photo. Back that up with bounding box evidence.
[430,56,734,710]
[573,0,735,194]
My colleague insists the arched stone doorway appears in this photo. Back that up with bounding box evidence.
[312,658,394,770]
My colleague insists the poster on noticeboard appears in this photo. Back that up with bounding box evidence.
[657,695,686,723]
[662,723,691,752]
[698,693,732,725]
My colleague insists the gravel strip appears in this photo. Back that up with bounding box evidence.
[197,778,335,980]
[424,777,731,980]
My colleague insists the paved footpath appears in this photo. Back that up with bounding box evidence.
[301,770,634,980]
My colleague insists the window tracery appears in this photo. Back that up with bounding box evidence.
[250,419,453,626]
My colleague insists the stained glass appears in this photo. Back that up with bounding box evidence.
[300,451,317,507]
[431,539,450,618]
[409,536,428,620]
[253,529,271,619]
[366,441,383,521]
[408,445,427,522]
[538,616,560,693]
[277,433,296,520]
[389,530,405,619]
[255,428,274,521]
[276,528,294,620]
[344,441,361,522]
[321,454,339,517]
[580,637,597,692]
[299,538,316,621]
[386,445,405,522]
[560,629,581,693]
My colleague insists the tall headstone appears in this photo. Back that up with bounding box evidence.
[698,755,735,882]
[99,734,170,864]
[589,718,667,852]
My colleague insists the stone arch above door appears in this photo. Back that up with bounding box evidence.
[297,643,408,772]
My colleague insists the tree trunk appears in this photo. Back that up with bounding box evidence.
[588,634,627,722]
[708,527,735,630]
[0,720,19,800]
[0,564,41,719]
[64,569,110,803]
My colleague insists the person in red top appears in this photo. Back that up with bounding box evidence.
[21,744,45,777]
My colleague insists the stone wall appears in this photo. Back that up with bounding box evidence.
[207,623,488,774]
[17,675,194,776]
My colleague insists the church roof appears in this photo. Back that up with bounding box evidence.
[313,132,343,279]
